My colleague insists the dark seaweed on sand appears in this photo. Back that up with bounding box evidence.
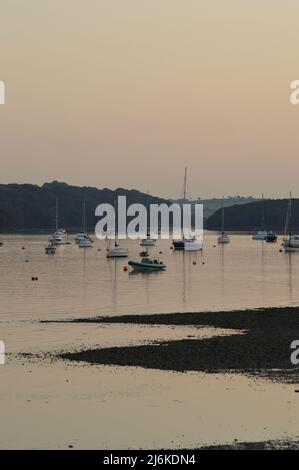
[59,307,299,383]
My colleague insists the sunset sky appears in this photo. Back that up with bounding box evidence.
[1,0,299,198]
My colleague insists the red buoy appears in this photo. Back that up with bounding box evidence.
[192,261,197,266]
[123,266,128,272]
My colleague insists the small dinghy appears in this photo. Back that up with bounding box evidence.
[265,231,277,243]
[139,250,149,257]
[45,243,56,254]
[128,257,166,272]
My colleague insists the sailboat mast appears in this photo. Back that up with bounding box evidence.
[114,194,117,247]
[83,201,86,234]
[183,167,187,201]
[221,197,224,233]
[284,192,292,240]
[261,193,265,231]
[289,191,292,240]
[146,190,149,237]
[55,197,58,231]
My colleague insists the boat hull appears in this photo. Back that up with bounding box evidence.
[107,249,129,258]
[252,232,267,240]
[173,239,202,251]
[128,261,166,271]
[218,233,230,244]
[140,239,156,246]
[78,242,93,248]
[218,237,230,244]
[265,234,277,243]
[284,246,299,252]
[283,237,299,251]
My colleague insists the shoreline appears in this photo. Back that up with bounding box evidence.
[57,306,299,383]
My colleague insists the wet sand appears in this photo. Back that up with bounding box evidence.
[1,307,299,448]
[59,307,299,383]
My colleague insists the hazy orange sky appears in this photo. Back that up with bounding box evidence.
[1,0,299,198]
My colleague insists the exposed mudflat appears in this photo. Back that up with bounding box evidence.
[59,307,299,382]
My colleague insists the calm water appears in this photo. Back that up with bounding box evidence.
[1,233,299,449]
[0,232,298,321]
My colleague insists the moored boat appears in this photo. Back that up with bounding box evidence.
[49,229,69,245]
[252,194,267,240]
[284,235,299,252]
[172,168,202,251]
[265,231,277,243]
[128,257,166,271]
[140,235,156,246]
[252,231,267,240]
[173,235,202,251]
[49,198,70,245]
[78,237,93,248]
[75,232,93,245]
[140,191,156,246]
[107,244,129,258]
[218,197,230,244]
[76,202,93,247]
[45,242,56,254]
[283,192,299,251]
[218,232,230,244]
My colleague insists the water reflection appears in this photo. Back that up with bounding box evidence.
[2,233,299,321]
[285,252,293,303]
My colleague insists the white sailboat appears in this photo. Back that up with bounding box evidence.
[107,241,129,258]
[252,194,267,240]
[252,231,267,240]
[173,235,202,251]
[283,192,299,252]
[218,197,230,244]
[107,197,129,258]
[49,198,69,245]
[76,202,93,247]
[172,167,202,251]
[140,190,156,246]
